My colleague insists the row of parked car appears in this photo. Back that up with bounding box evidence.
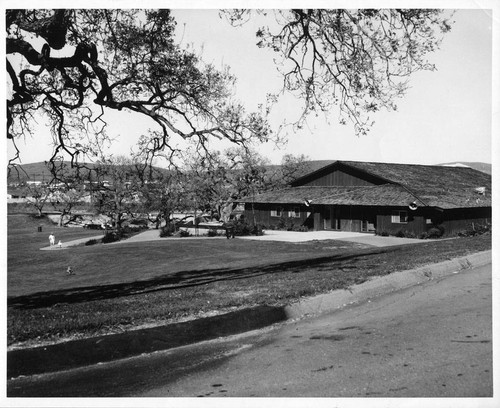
[81,213,236,230]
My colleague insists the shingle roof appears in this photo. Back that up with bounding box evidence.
[242,185,418,207]
[340,161,491,192]
[242,160,491,209]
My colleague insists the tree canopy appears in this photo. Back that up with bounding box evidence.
[223,9,453,134]
[7,9,271,169]
[7,9,453,170]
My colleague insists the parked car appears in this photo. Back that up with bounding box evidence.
[175,215,210,228]
[83,222,113,230]
[125,219,149,229]
[83,223,104,230]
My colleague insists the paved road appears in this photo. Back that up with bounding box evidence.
[8,263,492,399]
[139,263,493,398]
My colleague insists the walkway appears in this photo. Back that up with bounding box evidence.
[40,228,430,250]
[237,229,430,247]
[40,236,104,251]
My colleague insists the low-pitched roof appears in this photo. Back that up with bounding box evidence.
[242,185,417,207]
[242,160,491,209]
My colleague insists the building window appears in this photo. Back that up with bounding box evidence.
[271,208,283,217]
[391,211,408,224]
[288,208,300,218]
[426,218,433,224]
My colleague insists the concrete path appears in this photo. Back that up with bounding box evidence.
[238,229,429,247]
[40,235,104,251]
[40,228,431,250]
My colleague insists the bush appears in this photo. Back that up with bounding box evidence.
[395,230,406,238]
[179,229,191,238]
[160,223,176,238]
[234,219,251,236]
[85,239,99,246]
[230,220,265,236]
[427,226,444,239]
[418,232,429,239]
[277,216,287,230]
[251,224,265,236]
[207,229,218,237]
[376,230,390,237]
[458,223,491,237]
[102,232,120,244]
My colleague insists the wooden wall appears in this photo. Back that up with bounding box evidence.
[299,169,377,187]
[292,164,387,187]
[245,203,491,237]
[244,203,311,229]
[376,207,491,237]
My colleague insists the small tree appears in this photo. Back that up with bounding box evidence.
[183,147,272,221]
[24,183,51,217]
[91,156,143,236]
[50,179,88,226]
[137,168,185,229]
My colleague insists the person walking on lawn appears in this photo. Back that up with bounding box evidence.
[49,233,55,246]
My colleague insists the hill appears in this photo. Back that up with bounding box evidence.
[7,161,170,185]
[8,159,492,186]
[7,162,97,184]
[438,162,491,175]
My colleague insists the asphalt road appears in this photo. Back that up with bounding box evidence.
[8,263,493,399]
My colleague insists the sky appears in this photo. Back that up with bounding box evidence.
[4,4,496,167]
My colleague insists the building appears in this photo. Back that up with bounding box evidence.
[240,161,491,237]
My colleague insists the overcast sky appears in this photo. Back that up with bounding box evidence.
[5,4,496,166]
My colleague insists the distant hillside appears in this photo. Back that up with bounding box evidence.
[438,162,491,175]
[7,162,97,184]
[7,161,170,185]
[8,159,491,185]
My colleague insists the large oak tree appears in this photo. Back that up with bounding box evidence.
[7,9,271,169]
[7,9,452,171]
[224,9,453,134]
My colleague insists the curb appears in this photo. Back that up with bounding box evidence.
[7,250,491,379]
[284,250,491,319]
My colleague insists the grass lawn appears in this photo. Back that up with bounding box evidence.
[7,214,492,349]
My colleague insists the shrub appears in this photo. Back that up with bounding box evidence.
[395,230,406,238]
[85,239,99,246]
[418,232,429,240]
[251,224,265,236]
[427,227,444,239]
[277,216,287,230]
[458,223,491,237]
[160,223,176,238]
[179,229,190,238]
[207,229,218,237]
[102,232,120,244]
[376,230,389,237]
[234,219,251,236]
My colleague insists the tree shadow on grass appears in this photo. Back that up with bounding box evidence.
[8,247,393,309]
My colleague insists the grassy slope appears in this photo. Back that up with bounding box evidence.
[7,214,491,348]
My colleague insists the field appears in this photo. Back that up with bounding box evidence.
[7,213,491,349]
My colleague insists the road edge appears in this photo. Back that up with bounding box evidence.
[284,250,492,319]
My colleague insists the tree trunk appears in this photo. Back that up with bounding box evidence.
[58,211,66,227]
